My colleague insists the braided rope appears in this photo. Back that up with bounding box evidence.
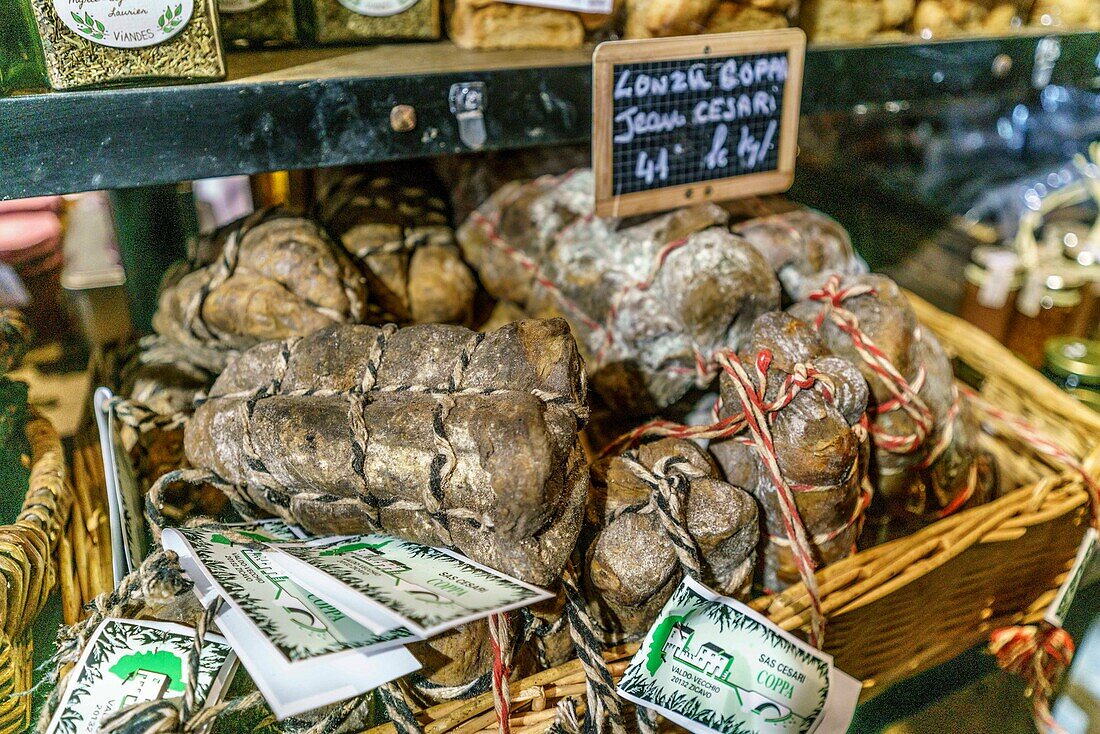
[182,225,241,345]
[145,469,228,541]
[204,378,588,421]
[37,551,194,732]
[546,697,581,734]
[108,395,190,436]
[603,354,820,455]
[426,396,459,547]
[378,682,422,734]
[185,599,219,720]
[617,455,707,579]
[361,324,395,394]
[299,696,371,734]
[131,334,225,381]
[406,669,492,701]
[561,564,627,734]
[555,448,720,734]
[98,599,225,734]
[634,705,658,734]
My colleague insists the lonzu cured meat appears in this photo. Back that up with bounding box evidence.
[185,318,589,586]
[457,168,780,415]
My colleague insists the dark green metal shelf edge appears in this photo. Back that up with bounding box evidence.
[2,32,1099,199]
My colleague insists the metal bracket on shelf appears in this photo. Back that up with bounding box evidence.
[1032,36,1062,89]
[449,82,487,150]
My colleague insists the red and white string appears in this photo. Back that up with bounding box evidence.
[487,611,513,734]
[604,349,854,648]
[975,382,1099,734]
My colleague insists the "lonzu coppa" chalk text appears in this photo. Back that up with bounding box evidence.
[610,54,788,187]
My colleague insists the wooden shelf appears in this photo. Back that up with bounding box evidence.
[2,32,1098,199]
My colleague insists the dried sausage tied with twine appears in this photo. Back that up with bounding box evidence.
[791,274,998,540]
[710,313,870,595]
[583,438,759,640]
[184,318,589,587]
[153,210,369,373]
[605,312,871,647]
[317,171,479,327]
[457,169,780,415]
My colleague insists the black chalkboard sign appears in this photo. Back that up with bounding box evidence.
[593,30,805,218]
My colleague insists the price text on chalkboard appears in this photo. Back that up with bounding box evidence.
[592,30,806,218]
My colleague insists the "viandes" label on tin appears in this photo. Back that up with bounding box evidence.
[55,0,194,48]
[336,0,417,17]
[618,577,861,734]
[219,0,269,13]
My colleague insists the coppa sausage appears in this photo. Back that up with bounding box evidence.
[710,312,870,591]
[185,318,589,586]
[790,274,998,540]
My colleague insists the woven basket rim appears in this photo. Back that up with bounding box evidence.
[1,409,69,636]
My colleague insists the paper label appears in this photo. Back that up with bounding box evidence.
[1046,528,1099,628]
[498,0,612,14]
[44,618,236,734]
[270,533,554,637]
[94,387,148,584]
[617,577,860,734]
[335,0,418,17]
[163,522,417,662]
[54,0,194,48]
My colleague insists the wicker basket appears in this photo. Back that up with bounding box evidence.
[0,411,69,734]
[364,292,1100,734]
[57,430,114,627]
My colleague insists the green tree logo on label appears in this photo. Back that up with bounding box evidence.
[648,619,802,728]
[109,650,186,707]
[319,539,392,556]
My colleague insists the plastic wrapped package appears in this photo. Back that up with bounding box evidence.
[445,0,618,49]
[624,0,791,37]
[910,0,1022,38]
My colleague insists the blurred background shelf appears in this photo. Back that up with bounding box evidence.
[2,30,1099,200]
